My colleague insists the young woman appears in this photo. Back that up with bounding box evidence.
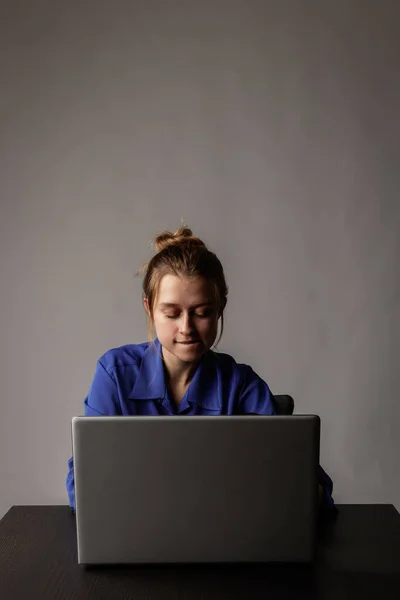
[66,226,334,511]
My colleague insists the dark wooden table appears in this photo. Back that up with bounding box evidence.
[0,505,399,599]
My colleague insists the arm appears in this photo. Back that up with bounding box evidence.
[318,465,335,510]
[84,358,121,416]
[236,365,335,510]
[66,358,121,511]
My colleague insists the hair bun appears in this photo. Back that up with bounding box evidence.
[154,226,206,252]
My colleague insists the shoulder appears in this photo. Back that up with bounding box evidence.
[85,342,154,416]
[98,342,151,373]
[210,349,275,414]
[209,349,253,373]
[209,350,256,383]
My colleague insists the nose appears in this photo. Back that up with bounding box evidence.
[179,312,194,335]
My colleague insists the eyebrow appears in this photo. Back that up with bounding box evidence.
[158,302,213,310]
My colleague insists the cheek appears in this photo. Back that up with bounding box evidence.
[153,317,176,338]
[198,318,219,339]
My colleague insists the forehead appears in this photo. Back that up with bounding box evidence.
[155,274,214,306]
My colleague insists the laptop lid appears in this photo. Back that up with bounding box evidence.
[72,415,320,564]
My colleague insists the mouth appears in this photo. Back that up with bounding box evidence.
[177,340,202,346]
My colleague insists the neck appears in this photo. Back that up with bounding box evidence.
[162,348,200,386]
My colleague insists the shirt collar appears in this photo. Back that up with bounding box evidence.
[129,339,221,411]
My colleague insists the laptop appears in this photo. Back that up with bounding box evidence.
[72,415,320,564]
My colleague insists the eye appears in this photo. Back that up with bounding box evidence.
[165,314,179,320]
[194,309,213,318]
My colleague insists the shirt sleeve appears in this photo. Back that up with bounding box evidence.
[66,358,121,511]
[237,365,276,415]
[66,456,75,511]
[318,465,336,510]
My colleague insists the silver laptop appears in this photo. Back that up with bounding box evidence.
[72,415,320,564]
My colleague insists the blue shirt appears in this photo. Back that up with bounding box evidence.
[66,340,334,510]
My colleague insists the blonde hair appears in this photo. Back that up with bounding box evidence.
[140,226,228,344]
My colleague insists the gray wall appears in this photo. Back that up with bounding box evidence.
[1,0,399,518]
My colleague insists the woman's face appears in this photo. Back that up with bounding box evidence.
[145,274,221,366]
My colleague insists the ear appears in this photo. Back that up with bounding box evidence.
[143,297,151,316]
